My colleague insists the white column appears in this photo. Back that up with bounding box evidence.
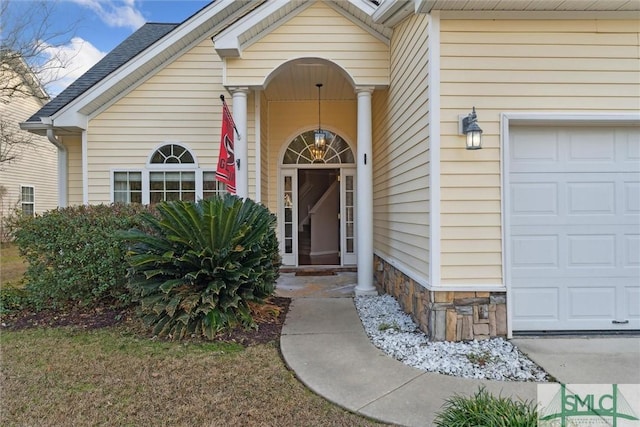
[231,87,249,198]
[355,87,377,295]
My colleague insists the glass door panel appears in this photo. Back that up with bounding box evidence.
[341,168,356,265]
[281,172,297,266]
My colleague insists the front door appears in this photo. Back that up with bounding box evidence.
[279,130,356,266]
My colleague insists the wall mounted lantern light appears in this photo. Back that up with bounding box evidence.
[460,107,483,150]
[313,83,327,161]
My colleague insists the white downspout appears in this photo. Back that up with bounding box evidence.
[46,128,68,208]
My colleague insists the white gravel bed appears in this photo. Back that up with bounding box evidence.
[355,294,549,382]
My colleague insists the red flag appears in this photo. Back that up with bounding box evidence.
[215,102,236,194]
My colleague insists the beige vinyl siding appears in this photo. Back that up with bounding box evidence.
[260,91,269,206]
[0,66,56,217]
[87,40,257,203]
[225,1,389,87]
[63,135,82,206]
[439,18,640,285]
[0,91,57,219]
[372,13,430,282]
[266,100,356,215]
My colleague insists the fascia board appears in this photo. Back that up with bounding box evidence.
[439,10,638,19]
[213,0,299,58]
[347,0,378,15]
[51,0,256,127]
[325,1,390,45]
[372,0,412,24]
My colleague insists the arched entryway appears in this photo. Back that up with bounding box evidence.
[280,129,356,267]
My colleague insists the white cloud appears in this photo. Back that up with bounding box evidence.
[40,37,107,96]
[70,0,146,31]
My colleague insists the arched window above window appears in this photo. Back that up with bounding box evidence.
[150,144,195,164]
[283,130,354,165]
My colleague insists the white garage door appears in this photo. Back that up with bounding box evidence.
[509,125,640,331]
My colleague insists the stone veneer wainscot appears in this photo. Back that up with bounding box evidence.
[374,255,507,342]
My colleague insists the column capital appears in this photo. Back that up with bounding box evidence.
[355,86,375,95]
[228,86,250,95]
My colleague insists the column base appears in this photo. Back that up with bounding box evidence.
[354,286,378,296]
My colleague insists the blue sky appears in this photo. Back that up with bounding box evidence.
[8,0,211,95]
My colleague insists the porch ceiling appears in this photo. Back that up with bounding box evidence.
[264,59,356,102]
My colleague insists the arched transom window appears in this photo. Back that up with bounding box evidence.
[150,143,195,164]
[283,130,354,164]
[148,144,196,203]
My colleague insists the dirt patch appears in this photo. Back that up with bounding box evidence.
[0,296,291,346]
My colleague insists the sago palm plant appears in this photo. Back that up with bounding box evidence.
[121,195,281,340]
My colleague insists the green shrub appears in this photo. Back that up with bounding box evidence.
[434,386,538,427]
[0,287,29,315]
[122,195,281,340]
[13,204,151,309]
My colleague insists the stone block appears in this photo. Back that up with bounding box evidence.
[461,316,473,341]
[456,315,463,341]
[490,293,506,304]
[473,304,490,323]
[475,334,490,341]
[473,323,489,336]
[446,309,457,341]
[455,305,473,315]
[489,311,497,336]
[434,309,446,341]
[454,297,490,306]
[475,292,490,298]
[454,291,477,299]
[434,291,453,303]
[496,304,507,336]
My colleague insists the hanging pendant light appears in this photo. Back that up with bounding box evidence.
[313,83,326,160]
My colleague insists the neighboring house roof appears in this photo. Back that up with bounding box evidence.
[25,23,178,123]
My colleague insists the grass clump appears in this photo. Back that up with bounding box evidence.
[434,386,538,427]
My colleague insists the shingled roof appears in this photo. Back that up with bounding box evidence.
[26,22,178,123]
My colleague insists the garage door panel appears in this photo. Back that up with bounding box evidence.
[568,287,616,319]
[512,235,558,268]
[625,235,640,267]
[625,182,640,213]
[567,182,615,215]
[567,234,616,267]
[624,287,640,318]
[512,287,559,320]
[509,125,640,331]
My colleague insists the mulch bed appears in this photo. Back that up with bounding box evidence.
[0,296,292,347]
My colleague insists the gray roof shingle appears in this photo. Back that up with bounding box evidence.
[27,22,179,123]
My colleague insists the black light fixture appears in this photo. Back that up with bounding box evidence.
[461,106,483,150]
[313,83,326,160]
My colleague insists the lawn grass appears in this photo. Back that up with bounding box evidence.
[0,243,27,286]
[0,326,387,426]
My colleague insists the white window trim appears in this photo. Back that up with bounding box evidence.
[20,184,35,216]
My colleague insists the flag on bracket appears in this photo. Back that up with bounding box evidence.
[215,99,236,194]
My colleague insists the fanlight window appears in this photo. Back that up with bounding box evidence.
[283,130,354,164]
[150,144,194,164]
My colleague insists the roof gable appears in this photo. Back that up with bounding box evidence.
[25,23,177,123]
[213,0,391,58]
[25,0,264,129]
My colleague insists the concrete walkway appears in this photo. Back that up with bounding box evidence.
[276,272,640,427]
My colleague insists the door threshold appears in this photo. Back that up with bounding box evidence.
[280,265,357,274]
